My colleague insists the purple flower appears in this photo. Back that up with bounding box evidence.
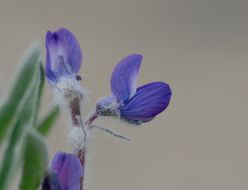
[46,28,82,83]
[42,152,83,190]
[97,54,172,124]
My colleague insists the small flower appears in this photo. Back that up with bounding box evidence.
[46,28,82,83]
[42,152,83,190]
[97,54,172,125]
[45,28,87,121]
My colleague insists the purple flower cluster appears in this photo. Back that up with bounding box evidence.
[43,28,172,190]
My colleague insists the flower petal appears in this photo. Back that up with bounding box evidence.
[50,152,83,190]
[111,54,142,103]
[120,82,172,122]
[46,28,82,82]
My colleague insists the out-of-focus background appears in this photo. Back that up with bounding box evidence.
[0,0,248,190]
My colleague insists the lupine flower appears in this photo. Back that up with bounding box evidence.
[45,28,86,124]
[97,54,172,124]
[42,152,83,190]
[45,28,82,83]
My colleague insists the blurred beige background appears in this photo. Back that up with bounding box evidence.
[0,0,248,190]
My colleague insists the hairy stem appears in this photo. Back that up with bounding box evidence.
[70,96,100,190]
[70,97,82,126]
[77,147,86,190]
[69,96,85,190]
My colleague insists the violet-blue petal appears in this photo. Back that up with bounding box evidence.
[120,82,172,122]
[46,28,82,82]
[50,152,83,190]
[111,54,142,103]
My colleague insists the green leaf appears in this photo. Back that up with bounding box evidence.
[0,43,43,190]
[34,64,45,124]
[0,43,42,143]
[19,130,48,190]
[37,107,59,136]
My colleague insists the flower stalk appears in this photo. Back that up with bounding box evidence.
[69,97,85,190]
[70,97,82,127]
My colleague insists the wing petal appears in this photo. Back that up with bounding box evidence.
[120,82,172,122]
[111,54,142,103]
